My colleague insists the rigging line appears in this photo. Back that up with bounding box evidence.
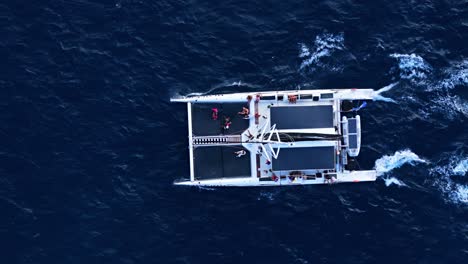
[283,133,295,142]
[355,159,362,170]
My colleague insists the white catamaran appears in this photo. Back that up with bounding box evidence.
[171,89,380,187]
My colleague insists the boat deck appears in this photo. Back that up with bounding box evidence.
[191,103,250,136]
[194,146,251,179]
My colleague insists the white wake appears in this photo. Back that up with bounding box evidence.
[383,177,407,187]
[390,53,432,84]
[430,155,467,204]
[374,149,427,177]
[371,82,398,103]
[299,33,345,70]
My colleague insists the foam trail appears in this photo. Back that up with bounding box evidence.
[432,156,468,177]
[374,149,427,176]
[371,82,398,102]
[450,184,468,203]
[453,158,468,176]
[383,177,407,187]
[430,94,468,120]
[430,155,468,204]
[376,82,398,95]
[186,86,220,97]
[390,53,432,83]
[440,59,468,90]
[373,94,397,103]
[299,43,310,58]
[185,80,259,97]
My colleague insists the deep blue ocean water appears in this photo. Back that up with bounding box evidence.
[0,0,467,263]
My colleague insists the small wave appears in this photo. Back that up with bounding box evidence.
[383,177,407,187]
[186,86,222,97]
[0,196,34,215]
[257,191,275,201]
[185,80,260,97]
[196,186,217,191]
[299,33,344,70]
[299,43,310,58]
[390,53,432,84]
[374,149,427,176]
[231,80,242,86]
[212,80,261,90]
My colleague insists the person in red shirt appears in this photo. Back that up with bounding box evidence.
[211,108,218,120]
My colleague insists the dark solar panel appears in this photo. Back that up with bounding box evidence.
[270,105,334,129]
[348,118,357,133]
[320,93,334,99]
[272,147,335,170]
[349,135,358,148]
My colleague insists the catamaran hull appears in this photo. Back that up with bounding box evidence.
[174,170,377,187]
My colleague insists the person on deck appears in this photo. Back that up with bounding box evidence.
[237,106,249,118]
[211,108,218,120]
[223,116,232,130]
[288,95,297,103]
[234,150,246,157]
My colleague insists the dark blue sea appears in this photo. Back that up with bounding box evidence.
[0,0,467,263]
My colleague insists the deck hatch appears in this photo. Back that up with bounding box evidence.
[261,95,276,100]
[348,135,358,148]
[320,93,334,99]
